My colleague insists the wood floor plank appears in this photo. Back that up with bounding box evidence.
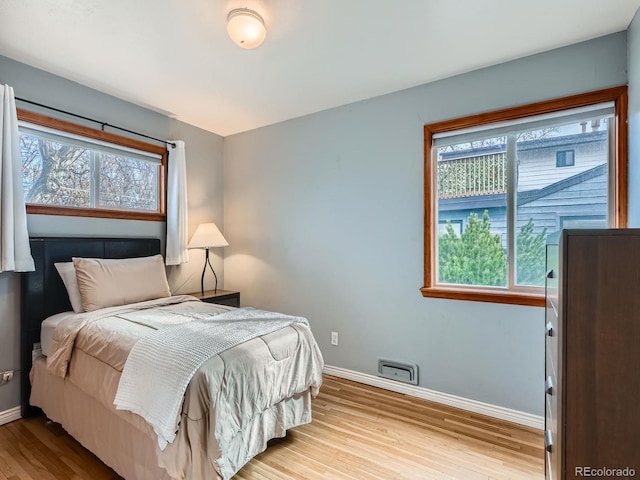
[6,421,79,480]
[21,418,115,480]
[0,375,543,479]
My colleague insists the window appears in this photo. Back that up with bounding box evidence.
[17,110,167,221]
[556,149,575,167]
[423,87,627,306]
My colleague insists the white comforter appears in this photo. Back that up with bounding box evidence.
[115,307,311,450]
[45,296,324,479]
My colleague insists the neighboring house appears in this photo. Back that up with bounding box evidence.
[437,127,609,242]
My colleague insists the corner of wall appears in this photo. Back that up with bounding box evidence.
[627,7,640,226]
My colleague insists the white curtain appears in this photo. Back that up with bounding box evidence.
[165,140,189,265]
[0,84,34,273]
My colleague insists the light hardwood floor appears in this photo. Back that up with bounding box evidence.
[0,375,544,480]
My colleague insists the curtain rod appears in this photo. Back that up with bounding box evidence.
[15,97,176,149]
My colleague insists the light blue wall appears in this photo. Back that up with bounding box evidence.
[223,32,628,416]
[628,8,640,226]
[0,55,225,412]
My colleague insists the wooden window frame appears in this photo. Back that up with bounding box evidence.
[18,109,167,222]
[422,86,628,306]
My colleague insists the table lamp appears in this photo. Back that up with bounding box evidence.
[188,223,229,295]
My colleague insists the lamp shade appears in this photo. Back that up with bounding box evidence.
[227,8,266,49]
[188,223,229,249]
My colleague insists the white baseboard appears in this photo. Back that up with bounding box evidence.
[0,406,21,426]
[323,365,544,430]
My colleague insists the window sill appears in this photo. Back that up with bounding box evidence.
[26,204,166,222]
[420,286,544,307]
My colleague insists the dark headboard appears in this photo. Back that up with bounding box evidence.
[21,237,161,417]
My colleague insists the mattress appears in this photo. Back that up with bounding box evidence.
[40,311,72,356]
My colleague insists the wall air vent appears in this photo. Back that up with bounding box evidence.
[377,359,418,385]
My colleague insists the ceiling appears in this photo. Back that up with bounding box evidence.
[0,0,639,137]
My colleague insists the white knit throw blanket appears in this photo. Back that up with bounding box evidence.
[113,307,308,449]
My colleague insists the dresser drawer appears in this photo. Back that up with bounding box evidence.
[545,428,559,480]
[545,349,558,437]
[546,296,558,326]
[545,332,561,480]
[545,382,557,441]
[546,450,554,480]
[546,281,558,315]
[547,300,559,329]
[545,326,558,378]
[545,243,559,295]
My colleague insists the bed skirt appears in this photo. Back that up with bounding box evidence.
[29,356,313,480]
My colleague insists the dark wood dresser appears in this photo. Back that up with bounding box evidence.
[545,229,640,480]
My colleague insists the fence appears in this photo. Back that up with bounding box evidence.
[437,152,507,199]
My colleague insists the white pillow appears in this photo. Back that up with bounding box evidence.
[73,254,171,312]
[54,262,84,313]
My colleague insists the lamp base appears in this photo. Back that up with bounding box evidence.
[200,248,219,295]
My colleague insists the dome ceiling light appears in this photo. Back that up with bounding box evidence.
[227,8,266,49]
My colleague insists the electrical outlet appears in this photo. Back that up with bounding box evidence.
[1,370,13,385]
[331,331,339,346]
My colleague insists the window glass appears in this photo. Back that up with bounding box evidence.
[19,121,163,216]
[515,119,609,287]
[556,150,575,167]
[436,137,507,287]
[98,153,159,211]
[21,132,91,207]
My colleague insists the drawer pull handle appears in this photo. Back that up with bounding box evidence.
[545,430,553,453]
[546,269,555,279]
[545,376,554,396]
[546,322,554,337]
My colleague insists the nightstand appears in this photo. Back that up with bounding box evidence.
[190,289,240,307]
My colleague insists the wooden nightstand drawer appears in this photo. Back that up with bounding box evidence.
[190,290,240,308]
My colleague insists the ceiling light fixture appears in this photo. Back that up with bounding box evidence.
[227,8,266,49]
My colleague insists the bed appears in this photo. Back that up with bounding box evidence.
[20,237,324,480]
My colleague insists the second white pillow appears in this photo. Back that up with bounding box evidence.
[54,261,84,313]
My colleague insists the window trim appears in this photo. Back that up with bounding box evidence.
[422,86,628,306]
[17,109,168,222]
